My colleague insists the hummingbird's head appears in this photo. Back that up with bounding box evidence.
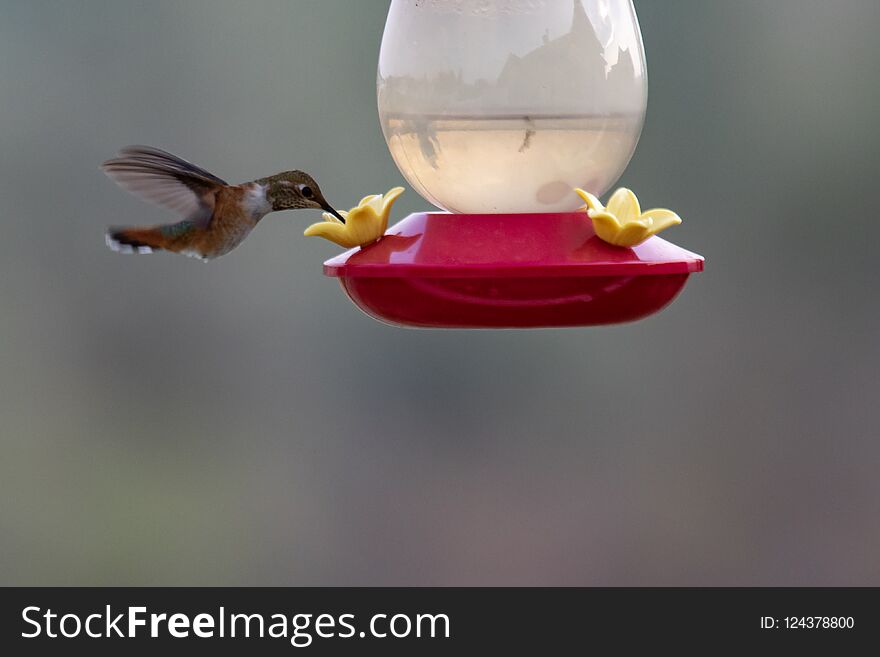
[258,171,344,221]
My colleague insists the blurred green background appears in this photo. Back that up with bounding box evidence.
[1,0,878,585]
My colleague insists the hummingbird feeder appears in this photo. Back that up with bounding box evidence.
[319,0,703,328]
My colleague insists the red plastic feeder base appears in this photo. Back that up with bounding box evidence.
[323,212,704,329]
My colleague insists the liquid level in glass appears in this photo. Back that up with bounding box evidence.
[382,113,643,214]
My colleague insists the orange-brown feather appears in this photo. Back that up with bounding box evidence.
[192,186,260,258]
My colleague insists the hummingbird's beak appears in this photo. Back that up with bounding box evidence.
[322,203,346,224]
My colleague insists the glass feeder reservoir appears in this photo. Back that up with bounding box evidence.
[378,0,648,214]
[323,0,703,329]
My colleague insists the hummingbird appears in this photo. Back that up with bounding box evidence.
[102,145,344,261]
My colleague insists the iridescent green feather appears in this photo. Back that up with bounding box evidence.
[160,220,195,239]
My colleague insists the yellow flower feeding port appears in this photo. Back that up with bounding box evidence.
[575,188,682,248]
[305,188,405,249]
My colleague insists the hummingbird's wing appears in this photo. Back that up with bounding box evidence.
[102,146,228,227]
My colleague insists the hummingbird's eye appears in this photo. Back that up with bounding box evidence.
[300,185,314,199]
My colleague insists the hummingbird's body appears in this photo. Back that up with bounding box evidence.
[103,146,342,261]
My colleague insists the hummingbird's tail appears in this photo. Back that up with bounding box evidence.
[105,226,166,254]
[105,220,202,259]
